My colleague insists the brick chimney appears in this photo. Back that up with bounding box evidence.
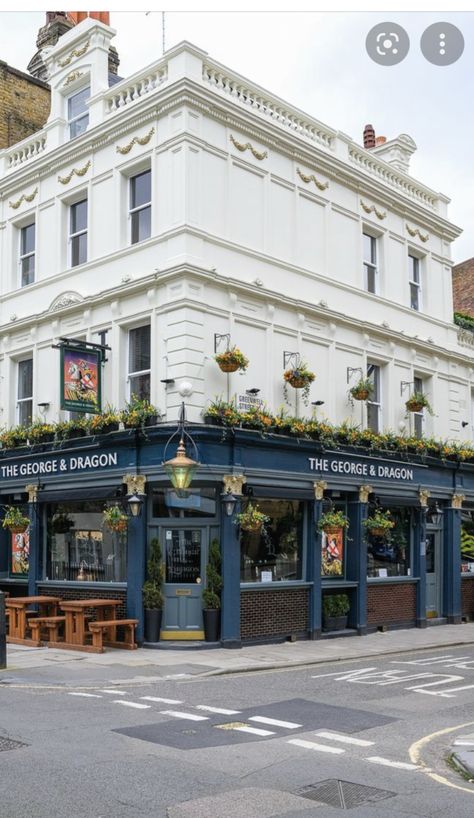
[28,11,119,82]
[363,124,376,149]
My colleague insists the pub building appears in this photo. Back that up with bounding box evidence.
[1,422,474,646]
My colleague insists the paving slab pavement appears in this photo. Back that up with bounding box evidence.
[3,622,474,683]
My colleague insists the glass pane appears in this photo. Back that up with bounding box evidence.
[367,506,411,578]
[71,200,88,234]
[129,373,150,401]
[365,264,376,293]
[70,115,89,139]
[18,400,32,427]
[129,325,151,373]
[131,206,151,244]
[21,223,35,255]
[130,170,151,209]
[363,233,375,263]
[71,233,87,267]
[410,282,419,310]
[240,499,303,582]
[408,255,420,282]
[18,359,33,399]
[21,254,35,286]
[46,501,126,582]
[152,489,217,518]
[414,413,423,439]
[426,532,435,574]
[165,529,201,583]
[367,402,379,433]
[414,377,423,393]
[367,364,380,401]
[68,86,90,119]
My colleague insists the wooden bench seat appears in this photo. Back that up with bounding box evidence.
[29,616,66,644]
[88,619,138,651]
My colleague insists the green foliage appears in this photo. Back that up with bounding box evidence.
[120,394,161,428]
[143,538,164,609]
[203,539,222,610]
[454,312,474,332]
[317,510,350,532]
[323,593,350,617]
[103,505,128,532]
[363,509,395,535]
[349,377,375,402]
[234,502,270,531]
[405,392,434,416]
[215,346,249,372]
[461,526,474,560]
[2,506,30,531]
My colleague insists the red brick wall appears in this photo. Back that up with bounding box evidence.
[37,585,127,620]
[367,583,416,625]
[453,258,474,316]
[461,578,474,617]
[240,588,309,640]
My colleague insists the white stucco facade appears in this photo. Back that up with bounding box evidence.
[0,18,471,437]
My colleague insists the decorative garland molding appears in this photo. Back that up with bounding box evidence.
[116,127,155,154]
[406,223,429,243]
[63,70,85,88]
[58,160,91,185]
[297,167,329,191]
[58,40,90,68]
[230,134,267,160]
[360,199,386,220]
[9,187,38,209]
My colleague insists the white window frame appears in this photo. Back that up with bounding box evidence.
[409,253,422,311]
[413,375,424,438]
[363,232,378,294]
[19,221,36,287]
[129,170,152,245]
[69,198,88,268]
[127,324,151,401]
[17,358,33,427]
[67,85,90,140]
[366,363,382,433]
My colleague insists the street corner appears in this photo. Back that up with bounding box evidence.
[450,732,474,781]
[409,721,474,794]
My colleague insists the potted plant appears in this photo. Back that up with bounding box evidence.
[90,409,121,435]
[27,420,56,444]
[317,510,350,536]
[202,538,222,642]
[349,377,374,402]
[215,346,249,373]
[363,509,395,539]
[103,504,128,533]
[234,502,270,533]
[55,418,89,440]
[143,538,164,642]
[203,397,240,427]
[2,506,30,534]
[121,395,161,429]
[283,361,315,405]
[322,593,350,631]
[0,426,27,449]
[405,392,433,415]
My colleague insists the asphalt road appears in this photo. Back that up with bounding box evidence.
[2,645,474,817]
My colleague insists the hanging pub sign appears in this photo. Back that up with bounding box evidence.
[60,344,102,414]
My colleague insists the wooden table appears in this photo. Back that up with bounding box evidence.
[56,599,122,653]
[6,596,60,645]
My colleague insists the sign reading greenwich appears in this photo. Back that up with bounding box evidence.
[308,456,414,482]
[1,451,118,480]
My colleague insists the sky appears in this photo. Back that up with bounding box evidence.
[0,10,473,261]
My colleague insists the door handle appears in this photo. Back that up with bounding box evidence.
[196,577,201,584]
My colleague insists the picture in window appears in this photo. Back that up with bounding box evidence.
[321,527,344,577]
[11,530,29,576]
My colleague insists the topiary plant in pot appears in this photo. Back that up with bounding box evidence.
[322,593,350,632]
[202,538,222,642]
[143,538,164,643]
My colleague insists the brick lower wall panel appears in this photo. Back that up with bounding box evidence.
[462,579,474,616]
[367,583,416,625]
[36,585,127,620]
[240,588,309,640]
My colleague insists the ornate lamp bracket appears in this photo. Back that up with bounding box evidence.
[123,474,147,496]
[419,489,431,508]
[313,480,328,501]
[359,485,373,504]
[25,484,39,504]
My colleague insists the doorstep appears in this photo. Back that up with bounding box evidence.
[320,628,359,640]
[427,617,448,627]
[143,640,221,650]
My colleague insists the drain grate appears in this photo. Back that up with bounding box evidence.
[297,779,396,810]
[0,736,28,753]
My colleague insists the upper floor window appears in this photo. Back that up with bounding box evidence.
[128,325,151,400]
[366,363,381,433]
[69,199,88,267]
[363,233,377,294]
[413,375,424,439]
[20,222,35,287]
[409,254,421,311]
[67,86,90,139]
[17,359,33,426]
[130,170,151,244]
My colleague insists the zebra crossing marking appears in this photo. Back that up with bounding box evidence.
[160,710,209,721]
[366,756,420,771]
[249,716,302,729]
[288,739,345,754]
[140,696,183,704]
[113,700,151,709]
[314,731,374,746]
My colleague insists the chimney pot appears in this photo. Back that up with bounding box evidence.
[363,124,376,149]
[375,136,387,146]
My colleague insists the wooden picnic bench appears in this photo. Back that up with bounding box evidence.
[88,619,138,652]
[6,596,60,646]
[29,616,66,644]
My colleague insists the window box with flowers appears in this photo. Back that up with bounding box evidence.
[27,420,57,444]
[121,395,161,429]
[2,506,30,534]
[90,410,121,435]
[203,397,241,427]
[103,505,128,533]
[0,427,28,449]
[283,361,315,405]
[234,502,270,533]
[215,346,249,373]
[55,418,89,441]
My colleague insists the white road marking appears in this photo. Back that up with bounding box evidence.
[113,700,151,709]
[231,725,275,736]
[140,696,184,704]
[366,756,420,771]
[314,731,374,746]
[454,740,474,747]
[195,705,241,715]
[68,692,102,698]
[160,710,208,721]
[249,716,302,729]
[391,655,460,666]
[311,667,376,680]
[288,739,345,755]
[100,689,128,696]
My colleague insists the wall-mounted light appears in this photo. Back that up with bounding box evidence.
[311,400,325,406]
[221,490,238,517]
[246,388,260,395]
[427,502,443,527]
[462,421,469,428]
[126,493,143,518]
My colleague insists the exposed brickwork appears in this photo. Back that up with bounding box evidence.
[240,588,309,640]
[36,585,127,620]
[453,258,474,316]
[0,62,50,149]
[461,578,474,617]
[367,582,416,625]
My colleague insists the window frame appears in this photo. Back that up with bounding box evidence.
[409,253,422,311]
[17,357,33,427]
[366,362,381,433]
[413,375,424,438]
[127,324,151,401]
[129,169,152,245]
[69,198,88,268]
[19,221,36,288]
[67,85,90,140]
[363,231,378,294]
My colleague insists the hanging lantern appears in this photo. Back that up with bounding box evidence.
[163,437,198,492]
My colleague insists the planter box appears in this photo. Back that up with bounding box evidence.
[203,608,220,642]
[323,614,348,632]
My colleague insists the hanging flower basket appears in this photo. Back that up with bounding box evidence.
[283,362,315,406]
[405,392,433,415]
[317,510,350,534]
[363,509,395,540]
[234,502,270,533]
[2,506,30,534]
[103,505,128,533]
[350,377,374,403]
[215,346,249,373]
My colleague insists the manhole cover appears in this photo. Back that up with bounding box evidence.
[0,737,28,753]
[297,779,396,810]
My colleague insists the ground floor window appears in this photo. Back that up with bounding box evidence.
[367,506,411,578]
[240,498,304,582]
[45,501,127,582]
[461,510,474,573]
